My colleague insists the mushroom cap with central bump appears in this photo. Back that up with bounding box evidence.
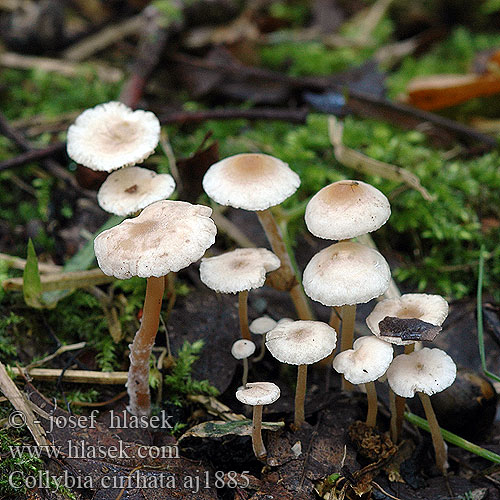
[305,180,390,240]
[332,336,393,385]
[386,347,457,398]
[236,382,280,406]
[199,248,280,294]
[366,294,449,345]
[231,339,256,360]
[97,166,176,216]
[265,320,337,365]
[67,101,161,172]
[94,200,216,279]
[202,153,300,211]
[303,241,391,306]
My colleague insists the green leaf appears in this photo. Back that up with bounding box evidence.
[22,239,44,308]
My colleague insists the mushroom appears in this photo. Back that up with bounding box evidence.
[333,336,393,426]
[303,241,391,388]
[266,320,337,428]
[67,101,161,172]
[386,348,456,474]
[250,316,277,362]
[202,153,313,320]
[199,248,280,340]
[94,200,216,416]
[97,166,176,216]
[231,339,256,386]
[236,382,280,459]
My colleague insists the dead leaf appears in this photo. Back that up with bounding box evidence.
[378,316,442,341]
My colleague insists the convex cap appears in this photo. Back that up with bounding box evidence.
[333,336,393,385]
[203,153,300,211]
[94,200,216,279]
[249,316,277,335]
[200,248,280,294]
[231,339,256,360]
[97,167,175,216]
[266,320,337,365]
[67,101,160,172]
[236,382,280,406]
[303,241,391,306]
[366,294,449,345]
[386,347,456,398]
[305,180,390,240]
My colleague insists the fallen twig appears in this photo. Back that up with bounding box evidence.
[0,252,61,273]
[11,368,128,384]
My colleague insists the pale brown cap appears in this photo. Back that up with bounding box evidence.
[202,153,300,211]
[265,320,337,365]
[231,339,256,360]
[97,166,175,216]
[67,101,160,172]
[236,382,280,406]
[199,248,280,294]
[303,241,391,306]
[94,200,216,279]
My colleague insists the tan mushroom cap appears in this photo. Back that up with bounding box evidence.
[249,316,277,335]
[231,339,256,360]
[94,200,216,279]
[199,248,280,294]
[97,167,176,216]
[305,180,390,240]
[366,294,449,345]
[202,153,300,211]
[386,347,456,398]
[67,101,160,172]
[303,241,391,306]
[332,336,393,384]
[265,320,337,365]
[236,382,280,406]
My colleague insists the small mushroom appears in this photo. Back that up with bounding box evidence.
[200,248,280,340]
[94,200,216,416]
[266,320,337,428]
[386,348,456,474]
[97,166,176,216]
[67,101,160,172]
[203,153,313,320]
[236,382,280,459]
[249,316,277,362]
[231,339,256,386]
[333,336,393,426]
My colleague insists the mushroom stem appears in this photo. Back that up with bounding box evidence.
[295,364,308,428]
[253,334,266,363]
[127,275,165,416]
[365,381,378,427]
[419,392,448,475]
[404,343,415,354]
[340,304,356,391]
[238,290,251,340]
[242,358,249,386]
[165,272,177,319]
[389,389,406,443]
[329,306,341,332]
[256,209,313,320]
[252,405,266,459]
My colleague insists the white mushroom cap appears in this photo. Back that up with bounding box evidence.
[366,294,449,345]
[303,241,391,306]
[231,339,256,360]
[202,153,300,211]
[249,316,278,335]
[305,180,390,240]
[236,382,280,406]
[265,320,337,365]
[97,167,176,216]
[67,101,160,172]
[277,317,293,325]
[199,248,280,294]
[386,347,456,398]
[332,336,393,384]
[94,200,216,279]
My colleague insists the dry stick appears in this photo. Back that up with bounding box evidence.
[252,405,266,459]
[127,275,165,416]
[365,381,378,427]
[295,364,308,428]
[10,368,128,384]
[340,305,356,391]
[256,209,313,321]
[419,392,448,475]
[238,290,251,340]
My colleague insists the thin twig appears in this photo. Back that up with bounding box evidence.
[26,342,86,370]
[10,368,128,384]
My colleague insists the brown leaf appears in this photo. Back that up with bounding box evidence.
[378,316,442,341]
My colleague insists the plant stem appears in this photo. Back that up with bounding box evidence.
[242,358,249,387]
[256,209,313,320]
[127,275,165,416]
[252,405,266,459]
[418,392,448,474]
[295,364,308,428]
[340,304,356,390]
[365,381,378,427]
[238,290,251,340]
